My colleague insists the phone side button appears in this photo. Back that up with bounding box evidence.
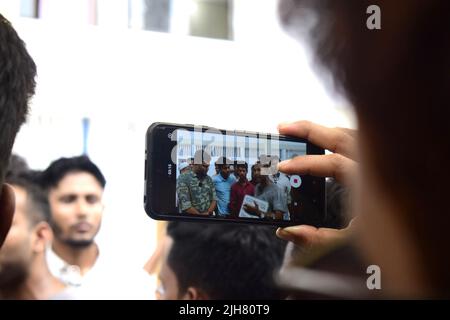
[144,159,148,179]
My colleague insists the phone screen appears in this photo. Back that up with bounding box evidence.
[145,123,325,227]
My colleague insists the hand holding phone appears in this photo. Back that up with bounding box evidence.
[277,121,357,187]
[144,122,326,227]
[275,120,357,244]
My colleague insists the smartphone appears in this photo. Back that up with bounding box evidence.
[144,122,325,227]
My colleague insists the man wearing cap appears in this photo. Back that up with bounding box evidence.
[176,150,217,216]
[178,162,190,175]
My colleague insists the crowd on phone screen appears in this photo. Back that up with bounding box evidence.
[176,150,294,221]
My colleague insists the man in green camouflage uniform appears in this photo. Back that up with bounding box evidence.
[177,150,217,215]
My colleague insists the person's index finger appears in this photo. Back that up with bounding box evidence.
[277,154,356,187]
[278,120,356,159]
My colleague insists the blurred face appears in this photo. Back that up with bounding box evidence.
[355,135,425,297]
[252,164,265,184]
[0,187,32,287]
[237,167,248,181]
[49,172,104,248]
[192,162,210,177]
[180,167,190,174]
[156,235,180,300]
[219,164,230,180]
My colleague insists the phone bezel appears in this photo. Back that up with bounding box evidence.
[145,122,326,227]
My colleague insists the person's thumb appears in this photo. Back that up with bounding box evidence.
[276,225,318,248]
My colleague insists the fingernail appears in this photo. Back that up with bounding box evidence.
[277,159,290,171]
[276,227,288,238]
[282,226,303,233]
[277,122,290,130]
[276,227,296,240]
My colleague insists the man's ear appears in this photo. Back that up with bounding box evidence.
[0,184,15,248]
[182,287,209,300]
[31,222,53,253]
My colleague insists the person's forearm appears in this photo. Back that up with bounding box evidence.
[244,205,262,217]
[207,201,217,214]
[185,207,201,215]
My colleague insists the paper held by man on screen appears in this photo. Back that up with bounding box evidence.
[238,195,269,219]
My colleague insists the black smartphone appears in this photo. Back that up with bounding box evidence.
[144,122,325,227]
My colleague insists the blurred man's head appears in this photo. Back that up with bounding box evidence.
[279,0,450,297]
[0,175,51,289]
[216,157,231,180]
[40,156,106,248]
[0,14,37,248]
[192,150,211,178]
[178,162,190,175]
[157,222,286,300]
[236,162,248,181]
[252,162,270,185]
[259,155,279,176]
[6,155,29,180]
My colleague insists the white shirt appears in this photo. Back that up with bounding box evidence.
[46,247,156,300]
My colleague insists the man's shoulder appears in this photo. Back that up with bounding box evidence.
[267,183,280,192]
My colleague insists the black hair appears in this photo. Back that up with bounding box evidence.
[0,15,36,187]
[40,155,106,189]
[6,172,50,227]
[216,157,232,169]
[235,162,248,171]
[6,154,29,181]
[166,221,287,300]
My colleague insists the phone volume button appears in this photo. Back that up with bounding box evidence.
[144,160,148,178]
